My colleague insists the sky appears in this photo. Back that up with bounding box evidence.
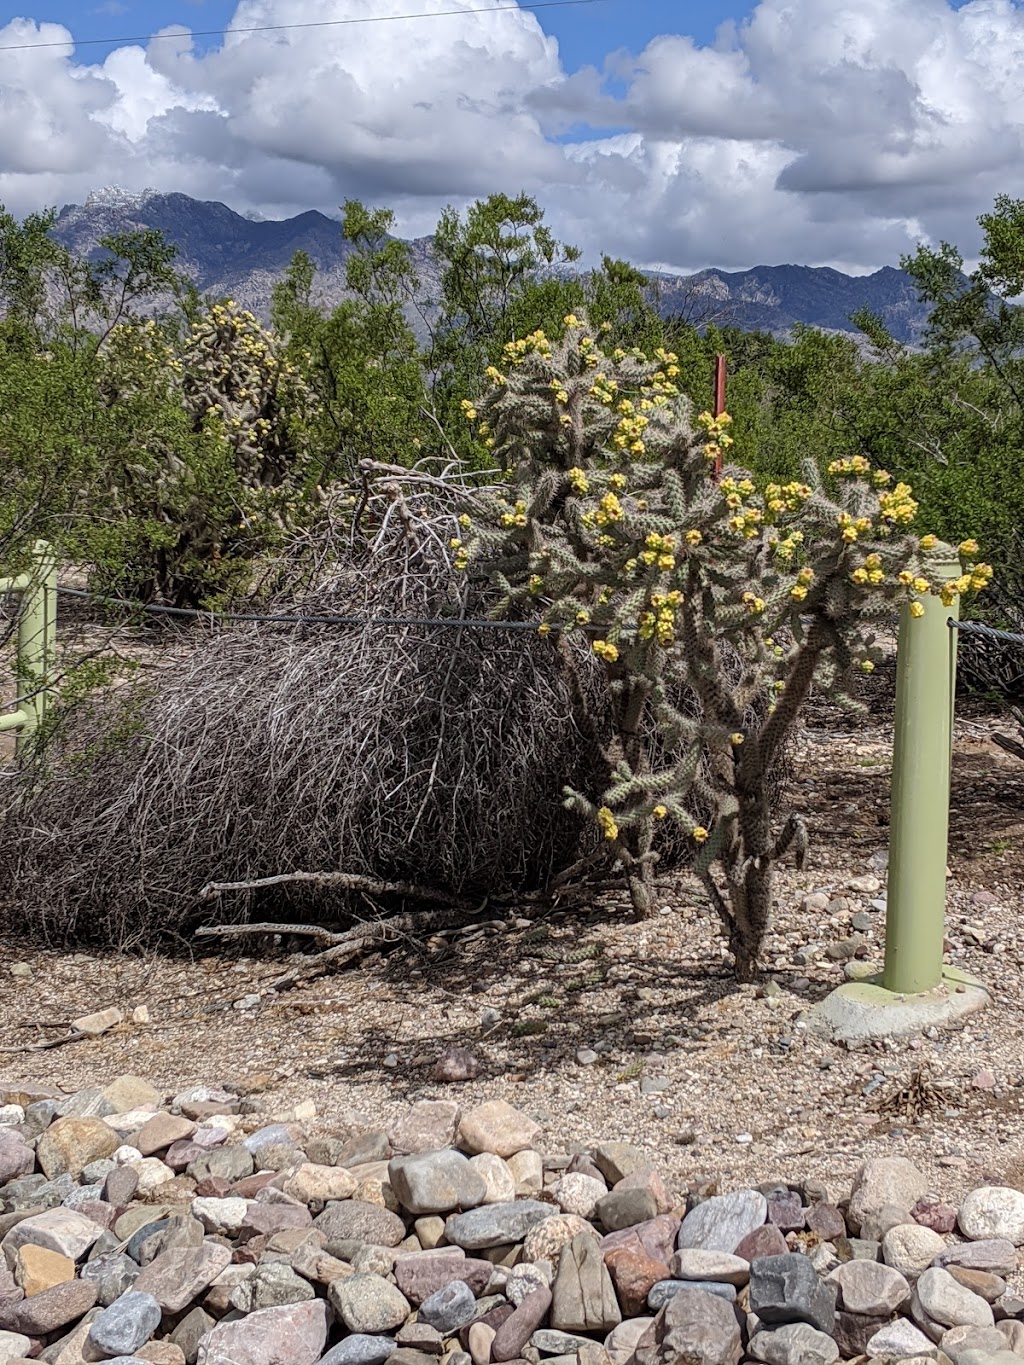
[0,0,1020,274]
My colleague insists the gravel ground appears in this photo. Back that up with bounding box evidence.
[3,675,1024,1216]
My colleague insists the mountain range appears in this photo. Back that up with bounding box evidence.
[53,187,930,344]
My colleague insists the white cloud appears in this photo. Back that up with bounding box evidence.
[2,0,1024,271]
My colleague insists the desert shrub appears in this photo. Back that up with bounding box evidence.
[460,316,990,978]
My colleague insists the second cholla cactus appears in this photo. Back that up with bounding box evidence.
[459,314,989,979]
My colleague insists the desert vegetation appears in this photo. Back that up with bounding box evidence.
[0,189,1014,977]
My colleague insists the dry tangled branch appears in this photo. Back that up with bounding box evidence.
[1,466,784,951]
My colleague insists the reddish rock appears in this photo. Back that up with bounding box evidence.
[238,1204,312,1243]
[232,1173,279,1200]
[605,1247,671,1316]
[195,1297,327,1364]
[0,1278,97,1335]
[767,1192,805,1233]
[492,1288,552,1362]
[805,1203,846,1242]
[733,1225,789,1262]
[394,1251,494,1305]
[195,1178,232,1200]
[134,1243,234,1314]
[600,1215,680,1269]
[459,1302,514,1349]
[911,1198,958,1234]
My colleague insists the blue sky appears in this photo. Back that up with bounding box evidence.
[3,0,747,68]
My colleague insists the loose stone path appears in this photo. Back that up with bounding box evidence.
[1,1081,1024,1363]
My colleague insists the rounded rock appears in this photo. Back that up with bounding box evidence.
[329,1273,411,1334]
[958,1186,1024,1246]
[881,1222,947,1278]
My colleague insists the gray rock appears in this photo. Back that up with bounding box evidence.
[605,1318,656,1365]
[187,1144,254,1184]
[676,1190,767,1254]
[648,1280,737,1310]
[828,1258,910,1314]
[530,1329,596,1354]
[396,1321,445,1353]
[389,1152,488,1216]
[169,1306,215,1365]
[80,1253,141,1307]
[832,1309,891,1359]
[445,1201,554,1251]
[87,1291,162,1358]
[937,1240,1017,1277]
[633,1286,742,1365]
[748,1254,837,1335]
[329,1273,411,1333]
[314,1200,407,1252]
[748,1323,840,1365]
[595,1189,658,1233]
[550,1233,621,1333]
[419,1279,479,1333]
[318,1334,398,1365]
[917,1266,995,1329]
[229,1261,316,1312]
[941,1324,1015,1364]
[391,1102,462,1157]
[847,1158,927,1235]
[505,1262,553,1307]
[591,1144,651,1184]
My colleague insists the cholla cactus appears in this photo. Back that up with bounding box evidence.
[460,315,990,979]
[95,304,322,606]
[181,299,318,488]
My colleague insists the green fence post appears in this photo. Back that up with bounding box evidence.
[882,544,960,995]
[14,540,57,757]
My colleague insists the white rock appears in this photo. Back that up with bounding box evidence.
[866,1317,938,1358]
[129,1157,175,1194]
[112,1145,145,1166]
[554,1173,608,1219]
[468,1153,516,1205]
[605,1318,656,1365]
[0,1329,32,1362]
[882,1222,947,1278]
[958,1186,1024,1246]
[671,1249,750,1286]
[192,1197,249,1237]
[1,1208,102,1266]
[507,1149,544,1196]
[0,1107,25,1128]
[828,1258,910,1314]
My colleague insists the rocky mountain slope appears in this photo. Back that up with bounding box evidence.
[53,187,929,342]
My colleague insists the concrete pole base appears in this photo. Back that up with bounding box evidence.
[802,967,989,1044]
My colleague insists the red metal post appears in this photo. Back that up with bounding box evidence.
[712,353,727,481]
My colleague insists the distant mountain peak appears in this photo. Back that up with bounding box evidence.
[52,189,928,344]
[83,185,159,212]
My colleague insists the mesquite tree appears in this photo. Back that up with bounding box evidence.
[459,316,989,979]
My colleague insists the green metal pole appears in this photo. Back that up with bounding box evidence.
[14,540,57,758]
[883,544,960,994]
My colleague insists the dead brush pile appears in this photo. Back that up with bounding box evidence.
[0,470,780,950]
